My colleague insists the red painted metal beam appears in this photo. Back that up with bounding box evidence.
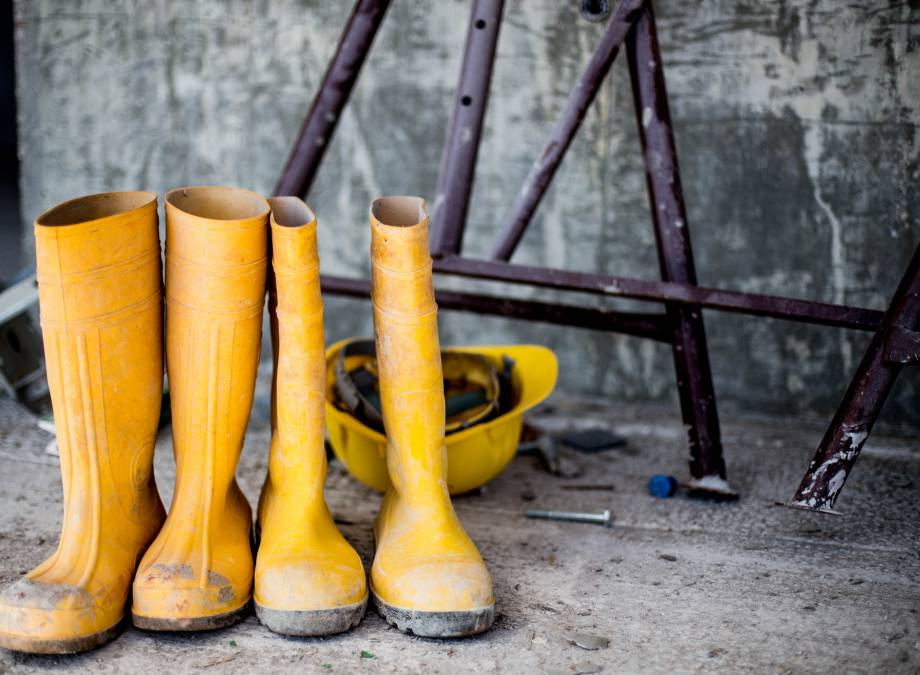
[490,0,645,261]
[430,0,505,256]
[626,5,726,484]
[274,0,391,198]
[431,255,884,332]
[320,274,670,341]
[789,243,920,513]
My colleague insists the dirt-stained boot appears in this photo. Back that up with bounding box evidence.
[131,186,269,631]
[253,197,367,636]
[368,196,494,637]
[0,192,166,653]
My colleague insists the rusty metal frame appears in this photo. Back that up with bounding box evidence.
[274,0,920,510]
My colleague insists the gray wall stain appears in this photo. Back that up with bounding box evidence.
[12,0,920,429]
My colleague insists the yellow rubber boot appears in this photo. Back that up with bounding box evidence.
[0,193,166,654]
[368,196,494,637]
[253,197,367,636]
[132,187,269,631]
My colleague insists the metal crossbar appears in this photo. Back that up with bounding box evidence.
[275,0,920,510]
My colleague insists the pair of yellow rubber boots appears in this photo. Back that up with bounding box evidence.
[0,188,493,654]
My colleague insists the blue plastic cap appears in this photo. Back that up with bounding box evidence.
[648,474,678,498]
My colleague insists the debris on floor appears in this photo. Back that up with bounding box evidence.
[558,427,627,453]
[0,393,917,672]
[566,632,611,650]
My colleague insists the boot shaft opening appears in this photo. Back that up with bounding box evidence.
[165,186,269,222]
[269,196,315,229]
[371,196,426,229]
[36,192,156,228]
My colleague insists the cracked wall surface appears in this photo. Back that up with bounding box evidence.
[12,0,920,428]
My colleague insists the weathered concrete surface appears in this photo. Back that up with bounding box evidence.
[0,386,918,673]
[11,0,920,427]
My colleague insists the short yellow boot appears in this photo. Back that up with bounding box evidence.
[368,196,494,637]
[253,197,367,636]
[132,187,269,631]
[0,192,166,654]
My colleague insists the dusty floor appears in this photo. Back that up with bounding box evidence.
[0,388,918,674]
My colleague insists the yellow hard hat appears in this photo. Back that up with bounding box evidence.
[325,338,558,494]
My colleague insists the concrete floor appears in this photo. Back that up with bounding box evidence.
[0,388,918,674]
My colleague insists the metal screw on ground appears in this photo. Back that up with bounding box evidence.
[525,508,612,527]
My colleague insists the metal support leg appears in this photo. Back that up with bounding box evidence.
[430,0,504,256]
[790,243,920,513]
[274,0,391,198]
[627,5,733,495]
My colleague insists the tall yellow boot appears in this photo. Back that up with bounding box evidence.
[0,193,166,653]
[369,196,494,637]
[132,187,269,631]
[254,197,367,636]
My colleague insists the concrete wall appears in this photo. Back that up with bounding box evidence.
[13,1,920,428]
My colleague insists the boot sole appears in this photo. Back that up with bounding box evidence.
[254,595,367,636]
[0,618,124,655]
[371,587,494,638]
[132,600,250,632]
